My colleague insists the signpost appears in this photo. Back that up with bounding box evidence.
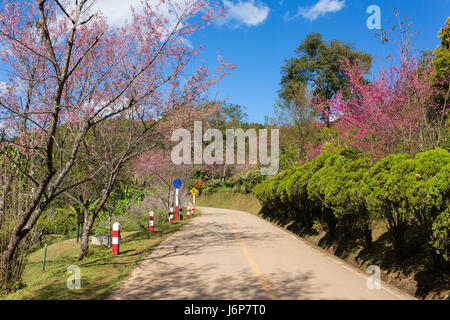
[173,179,182,189]
[190,187,198,216]
[173,179,182,221]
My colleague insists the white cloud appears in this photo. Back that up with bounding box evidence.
[0,81,7,93]
[93,0,187,29]
[285,0,345,21]
[221,0,270,27]
[92,0,270,29]
[93,0,142,26]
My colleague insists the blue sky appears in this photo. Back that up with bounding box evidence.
[191,0,449,123]
[1,1,448,124]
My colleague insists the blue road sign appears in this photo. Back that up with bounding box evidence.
[173,179,182,189]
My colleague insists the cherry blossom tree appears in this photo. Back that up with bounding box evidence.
[0,0,233,276]
[327,57,444,158]
[310,14,448,159]
[132,148,195,211]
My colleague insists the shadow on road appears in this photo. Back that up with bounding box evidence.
[108,211,329,300]
[109,262,323,300]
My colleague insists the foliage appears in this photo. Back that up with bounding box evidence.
[254,148,450,264]
[309,15,449,160]
[324,57,444,158]
[209,102,249,129]
[224,169,265,191]
[432,18,450,91]
[206,179,223,189]
[280,32,372,126]
[431,17,450,150]
[272,84,318,161]
[360,153,412,252]
[36,207,77,237]
[430,207,449,263]
[133,148,196,210]
[0,0,233,280]
[309,149,373,244]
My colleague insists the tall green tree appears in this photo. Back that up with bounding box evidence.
[272,82,318,163]
[280,33,372,127]
[209,102,249,130]
[433,17,450,89]
[432,18,450,149]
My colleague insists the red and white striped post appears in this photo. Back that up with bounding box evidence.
[149,211,154,234]
[169,207,174,224]
[112,222,120,256]
[187,204,191,219]
[192,195,196,217]
[175,188,179,221]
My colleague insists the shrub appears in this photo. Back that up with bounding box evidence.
[36,207,77,237]
[321,151,373,246]
[225,169,265,192]
[206,179,222,189]
[406,149,450,244]
[232,185,240,193]
[429,207,449,264]
[224,177,238,188]
[253,148,450,260]
[359,153,411,254]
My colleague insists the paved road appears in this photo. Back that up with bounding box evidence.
[107,207,414,300]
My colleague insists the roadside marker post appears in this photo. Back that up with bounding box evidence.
[42,243,47,271]
[187,204,191,219]
[175,188,179,221]
[112,222,120,256]
[149,211,154,234]
[173,179,182,221]
[170,207,174,224]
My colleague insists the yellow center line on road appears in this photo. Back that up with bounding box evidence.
[226,212,278,300]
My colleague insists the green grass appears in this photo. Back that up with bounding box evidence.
[197,190,261,214]
[1,218,192,300]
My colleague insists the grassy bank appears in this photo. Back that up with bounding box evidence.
[198,190,449,300]
[1,218,191,300]
[197,188,261,214]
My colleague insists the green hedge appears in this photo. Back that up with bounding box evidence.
[224,169,266,192]
[253,148,450,263]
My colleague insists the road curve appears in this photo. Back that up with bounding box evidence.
[107,207,414,300]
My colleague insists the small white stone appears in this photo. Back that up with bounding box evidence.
[92,234,110,246]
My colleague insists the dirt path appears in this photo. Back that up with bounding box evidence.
[107,207,415,300]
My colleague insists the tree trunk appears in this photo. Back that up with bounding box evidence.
[107,212,112,248]
[323,208,336,238]
[79,219,94,260]
[0,234,20,278]
[0,202,46,280]
[364,227,373,249]
[79,205,93,260]
[0,177,12,231]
